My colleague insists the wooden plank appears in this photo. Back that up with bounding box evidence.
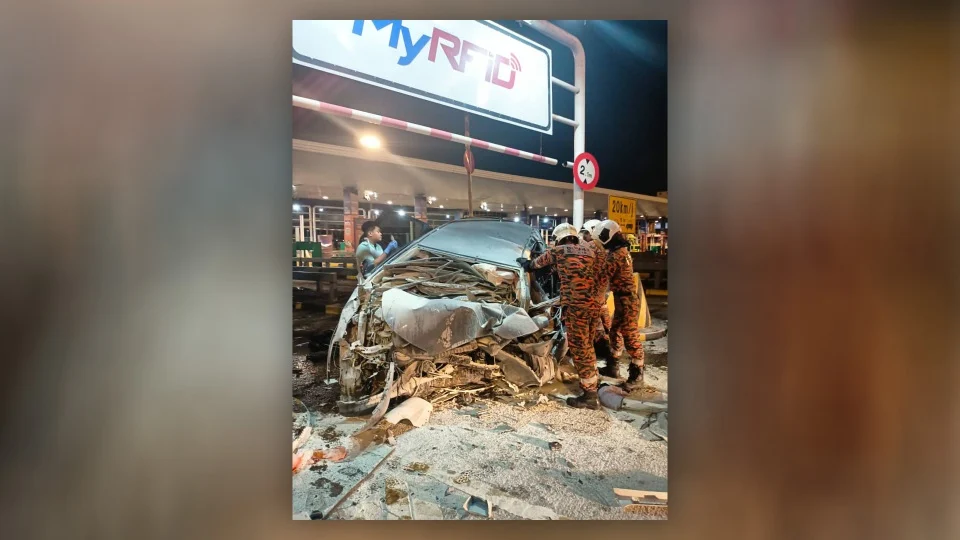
[614,488,668,502]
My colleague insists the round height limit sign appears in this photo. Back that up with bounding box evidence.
[573,152,599,190]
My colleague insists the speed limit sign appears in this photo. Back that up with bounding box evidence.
[573,152,599,190]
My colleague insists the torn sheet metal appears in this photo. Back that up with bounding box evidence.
[380,288,539,355]
[494,350,541,388]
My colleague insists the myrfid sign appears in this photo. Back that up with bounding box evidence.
[293,20,554,134]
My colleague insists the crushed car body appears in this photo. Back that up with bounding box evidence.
[328,219,570,415]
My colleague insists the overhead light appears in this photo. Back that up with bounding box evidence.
[564,209,569,212]
[318,208,324,212]
[359,134,381,149]
[387,200,393,205]
[446,214,450,218]
[397,209,406,216]
[513,216,520,222]
[322,196,329,200]
[293,203,301,211]
[374,210,380,216]
[528,205,533,209]
[439,205,444,208]
[553,213,557,217]
[542,217,550,222]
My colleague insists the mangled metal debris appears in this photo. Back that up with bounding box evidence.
[331,230,569,415]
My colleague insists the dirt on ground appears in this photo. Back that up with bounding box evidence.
[292,301,669,520]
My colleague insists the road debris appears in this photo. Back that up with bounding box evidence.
[648,412,668,441]
[383,397,433,427]
[292,426,312,453]
[598,385,668,414]
[411,497,445,520]
[462,495,493,518]
[293,444,395,518]
[385,477,413,519]
[313,447,348,462]
[614,488,668,507]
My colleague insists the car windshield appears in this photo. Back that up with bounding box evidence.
[415,220,538,268]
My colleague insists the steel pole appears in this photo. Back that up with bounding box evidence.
[465,114,474,217]
[527,21,586,230]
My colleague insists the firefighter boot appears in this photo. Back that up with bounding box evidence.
[622,363,644,392]
[598,357,621,379]
[566,390,600,410]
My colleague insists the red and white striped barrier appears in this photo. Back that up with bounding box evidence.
[293,95,574,169]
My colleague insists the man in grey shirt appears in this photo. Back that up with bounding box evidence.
[355,221,398,277]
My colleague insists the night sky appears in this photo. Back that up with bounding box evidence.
[293,20,667,196]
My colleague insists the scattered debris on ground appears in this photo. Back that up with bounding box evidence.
[293,292,670,520]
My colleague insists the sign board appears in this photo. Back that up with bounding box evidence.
[293,20,553,134]
[608,196,637,234]
[573,152,599,190]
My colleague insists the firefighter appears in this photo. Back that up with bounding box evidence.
[580,219,601,243]
[519,223,605,409]
[591,219,645,391]
[581,219,614,358]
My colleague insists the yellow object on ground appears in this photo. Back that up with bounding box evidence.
[605,273,661,340]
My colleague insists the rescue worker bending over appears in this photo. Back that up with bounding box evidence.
[355,221,398,279]
[592,220,645,391]
[519,223,605,409]
[580,219,613,349]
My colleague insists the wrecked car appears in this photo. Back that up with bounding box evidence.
[329,219,581,415]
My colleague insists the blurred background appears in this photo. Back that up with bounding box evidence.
[0,1,957,539]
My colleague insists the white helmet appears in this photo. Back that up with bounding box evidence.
[581,219,601,235]
[552,222,578,243]
[592,219,621,245]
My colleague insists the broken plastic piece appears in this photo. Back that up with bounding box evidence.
[462,495,492,518]
[383,397,433,427]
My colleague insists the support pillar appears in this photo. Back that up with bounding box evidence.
[414,195,427,221]
[343,187,359,250]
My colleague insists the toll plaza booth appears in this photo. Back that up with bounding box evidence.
[292,20,668,320]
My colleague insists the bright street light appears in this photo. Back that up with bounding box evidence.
[359,134,381,149]
[397,209,406,216]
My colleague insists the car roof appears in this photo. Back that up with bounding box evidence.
[414,219,541,268]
